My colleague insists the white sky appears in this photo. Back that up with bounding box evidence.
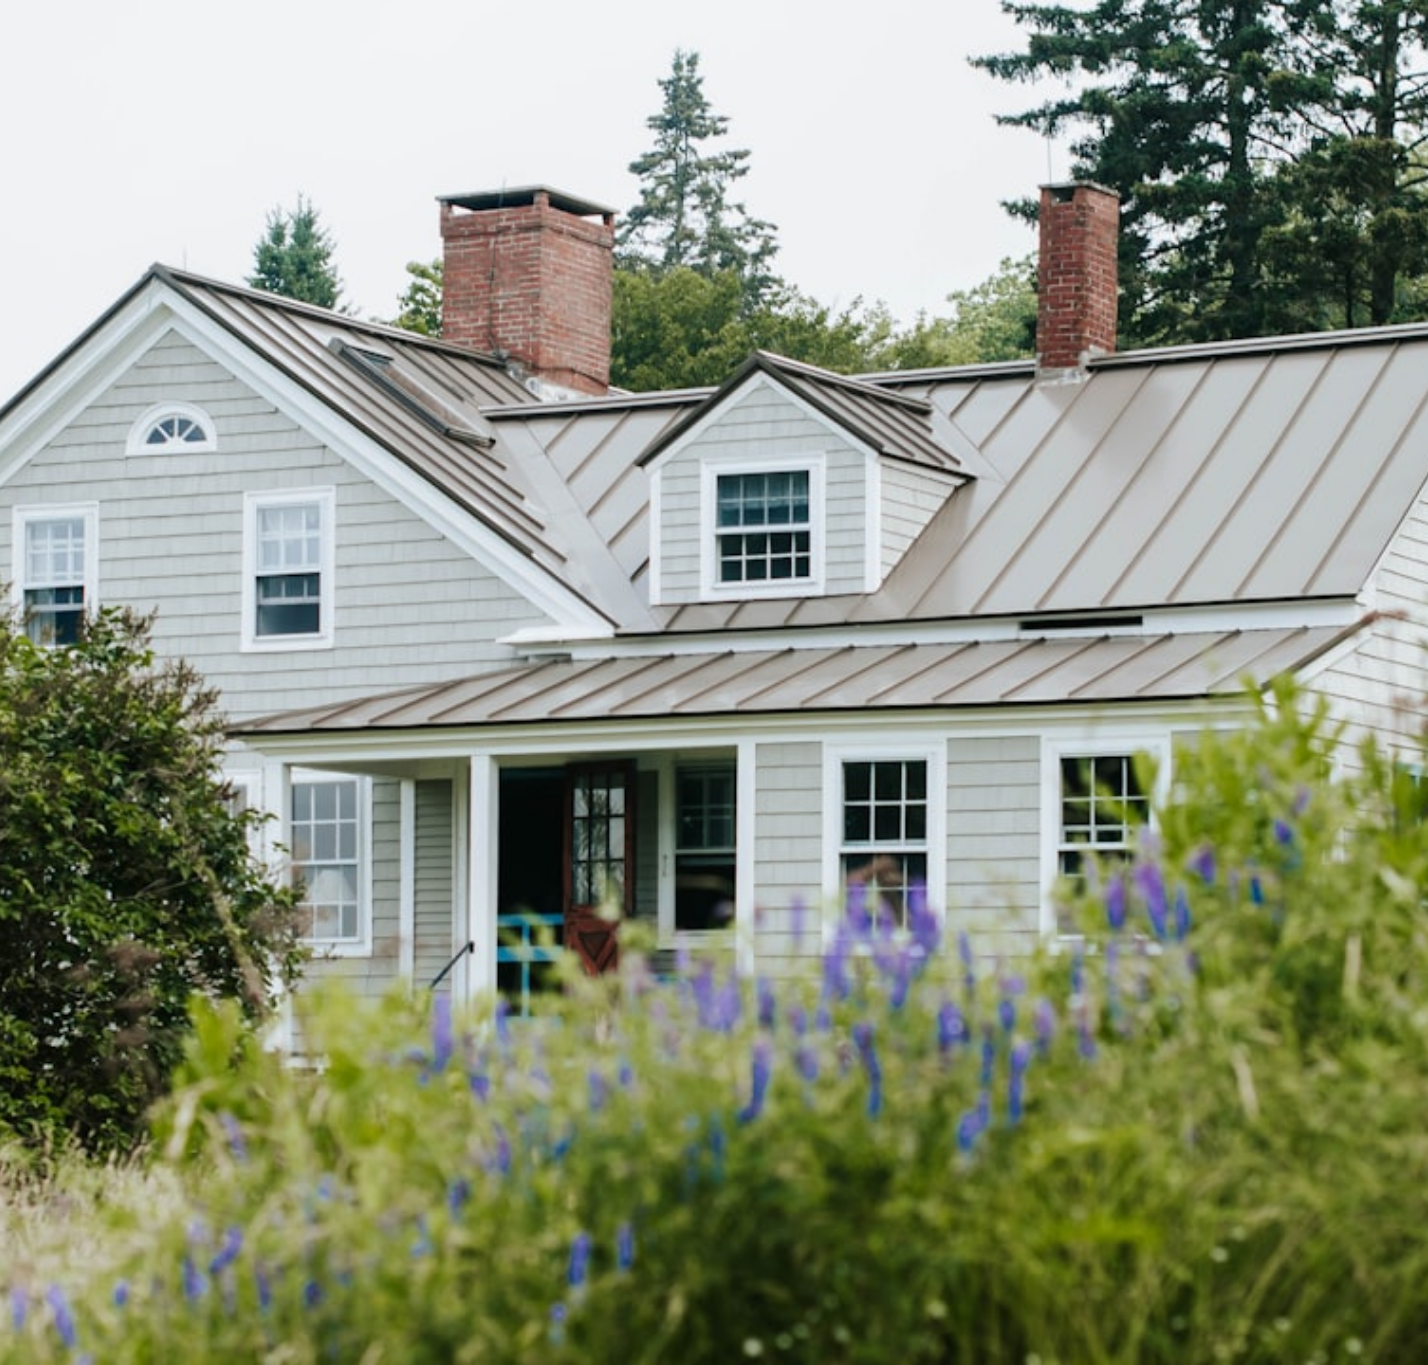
[0,0,1074,402]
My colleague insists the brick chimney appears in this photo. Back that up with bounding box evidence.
[438,187,615,397]
[1036,182,1119,379]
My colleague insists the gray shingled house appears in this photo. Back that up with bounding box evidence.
[2,182,1426,1027]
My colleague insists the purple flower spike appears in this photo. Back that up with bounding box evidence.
[1070,946,1085,998]
[255,1266,272,1316]
[1105,872,1128,932]
[588,1068,608,1112]
[955,1110,981,1154]
[823,925,851,1002]
[218,1110,248,1163]
[845,879,871,935]
[448,1178,472,1216]
[795,1042,819,1083]
[303,1279,323,1310]
[937,1001,966,1055]
[997,997,1016,1033]
[1173,885,1192,942]
[1273,817,1293,847]
[1033,999,1056,1055]
[788,1003,808,1037]
[11,1286,27,1332]
[112,1281,129,1310]
[908,881,939,957]
[616,1223,636,1273]
[568,1232,593,1290]
[1134,860,1169,939]
[1189,843,1216,885]
[1007,1042,1031,1124]
[432,995,454,1072]
[45,1285,76,1350]
[209,1226,243,1277]
[853,1022,883,1118]
[1293,784,1311,816]
[494,997,511,1047]
[738,1039,774,1124]
[980,1029,996,1087]
[182,1255,208,1304]
[757,977,776,1030]
[1250,873,1265,906]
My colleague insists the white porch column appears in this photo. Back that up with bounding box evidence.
[398,779,416,986]
[465,753,500,1001]
[736,738,757,974]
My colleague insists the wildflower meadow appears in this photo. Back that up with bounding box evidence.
[3,681,1428,1362]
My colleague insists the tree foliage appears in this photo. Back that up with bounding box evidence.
[618,50,779,309]
[247,196,343,309]
[387,258,443,336]
[0,609,301,1151]
[977,0,1428,343]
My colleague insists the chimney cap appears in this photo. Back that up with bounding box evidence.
[437,185,616,220]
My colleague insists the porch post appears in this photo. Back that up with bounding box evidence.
[736,738,757,974]
[466,753,500,999]
[398,779,416,985]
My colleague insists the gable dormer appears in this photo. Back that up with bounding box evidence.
[639,353,969,607]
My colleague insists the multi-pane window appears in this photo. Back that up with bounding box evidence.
[143,413,210,447]
[675,765,736,931]
[841,759,928,926]
[570,769,629,909]
[1058,754,1150,886]
[252,498,325,639]
[291,777,362,944]
[19,511,92,646]
[716,470,811,584]
[127,403,216,454]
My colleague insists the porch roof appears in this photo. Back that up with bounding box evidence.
[236,621,1362,736]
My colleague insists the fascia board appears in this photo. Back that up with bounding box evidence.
[0,282,178,489]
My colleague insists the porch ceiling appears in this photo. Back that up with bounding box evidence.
[234,621,1364,736]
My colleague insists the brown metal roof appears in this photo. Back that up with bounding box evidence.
[238,622,1359,735]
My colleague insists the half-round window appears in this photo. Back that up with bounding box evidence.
[126,403,217,454]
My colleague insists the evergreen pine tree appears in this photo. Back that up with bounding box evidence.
[248,196,343,309]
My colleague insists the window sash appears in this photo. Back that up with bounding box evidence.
[292,778,362,944]
[19,514,91,647]
[1057,754,1149,882]
[675,765,737,932]
[840,759,929,927]
[715,471,812,584]
[254,501,323,638]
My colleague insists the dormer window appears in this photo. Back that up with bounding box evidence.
[126,403,216,454]
[699,458,824,600]
[717,471,811,584]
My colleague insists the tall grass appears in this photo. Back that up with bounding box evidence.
[3,681,1427,1362]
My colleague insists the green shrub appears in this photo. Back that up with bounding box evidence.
[3,680,1427,1362]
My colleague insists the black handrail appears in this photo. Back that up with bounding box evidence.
[430,940,474,990]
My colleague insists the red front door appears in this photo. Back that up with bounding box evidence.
[564,763,634,975]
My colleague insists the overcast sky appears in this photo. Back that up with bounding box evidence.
[0,0,1075,402]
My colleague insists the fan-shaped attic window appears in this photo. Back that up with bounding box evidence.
[126,403,217,454]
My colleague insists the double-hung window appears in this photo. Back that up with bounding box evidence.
[243,490,334,648]
[290,773,368,950]
[840,758,929,927]
[674,764,737,932]
[13,505,97,646]
[1057,754,1150,887]
[716,470,812,585]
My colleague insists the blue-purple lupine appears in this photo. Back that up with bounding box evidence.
[1174,884,1193,942]
[795,1041,820,1084]
[448,1177,472,1216]
[823,922,852,1002]
[431,994,454,1073]
[998,995,1017,1034]
[549,1301,568,1345]
[303,1279,323,1310]
[1249,871,1265,906]
[1134,859,1169,939]
[46,1284,76,1351]
[757,976,776,1029]
[10,1286,26,1332]
[980,1029,996,1088]
[852,1021,882,1118]
[616,1222,636,1273]
[112,1281,129,1310]
[588,1067,608,1112]
[908,882,940,960]
[218,1110,248,1163]
[937,1000,967,1056]
[958,930,976,998]
[568,1231,593,1293]
[1007,1040,1031,1125]
[1189,842,1216,885]
[255,1265,272,1316]
[493,997,512,1047]
[1033,999,1056,1056]
[209,1226,243,1277]
[1105,870,1128,931]
[182,1253,208,1304]
[737,1038,774,1124]
[789,894,807,949]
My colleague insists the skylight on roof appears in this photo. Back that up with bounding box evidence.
[330,340,495,448]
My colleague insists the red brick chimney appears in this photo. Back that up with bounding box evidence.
[1036,182,1119,379]
[438,187,615,397]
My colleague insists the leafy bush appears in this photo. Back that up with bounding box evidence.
[3,681,1427,1361]
[0,608,302,1151]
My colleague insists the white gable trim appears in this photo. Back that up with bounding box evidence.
[0,278,611,637]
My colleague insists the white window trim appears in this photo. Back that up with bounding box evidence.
[821,740,947,933]
[125,401,217,454]
[288,768,373,958]
[1040,732,1172,939]
[699,455,826,601]
[241,488,336,652]
[10,503,99,639]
